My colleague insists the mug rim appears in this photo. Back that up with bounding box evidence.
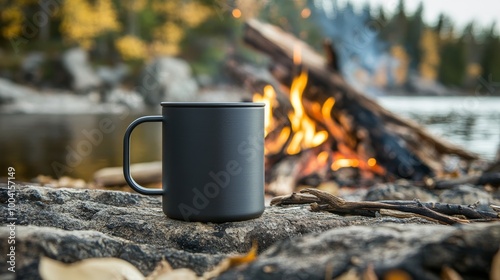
[161,102,265,107]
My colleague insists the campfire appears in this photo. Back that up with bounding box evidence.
[252,64,385,194]
[229,19,480,195]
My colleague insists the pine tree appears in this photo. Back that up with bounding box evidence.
[438,38,466,86]
[462,22,482,88]
[405,2,423,70]
[480,23,500,92]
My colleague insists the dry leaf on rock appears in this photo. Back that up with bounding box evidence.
[39,242,259,280]
[441,266,462,280]
[153,268,198,280]
[39,256,144,280]
[492,249,500,280]
[146,260,173,280]
[362,264,378,280]
[203,241,258,279]
[383,269,412,280]
[335,268,360,280]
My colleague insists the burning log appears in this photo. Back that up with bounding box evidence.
[240,19,478,184]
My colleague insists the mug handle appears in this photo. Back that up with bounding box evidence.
[123,115,164,195]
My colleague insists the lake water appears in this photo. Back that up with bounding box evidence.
[377,96,500,160]
[1,96,499,181]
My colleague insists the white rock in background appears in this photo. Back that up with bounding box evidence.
[96,63,129,89]
[21,52,45,84]
[137,57,199,105]
[407,74,450,96]
[0,78,141,114]
[0,78,34,105]
[106,88,144,110]
[61,48,101,93]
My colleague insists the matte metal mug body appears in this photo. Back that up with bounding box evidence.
[123,102,265,222]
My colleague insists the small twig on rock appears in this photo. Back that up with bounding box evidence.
[271,189,500,224]
[379,209,442,224]
[270,192,320,206]
[310,203,377,217]
[377,200,499,219]
[300,188,468,225]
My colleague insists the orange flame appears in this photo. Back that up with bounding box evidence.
[293,44,302,65]
[253,44,385,177]
[253,85,276,137]
[286,70,328,155]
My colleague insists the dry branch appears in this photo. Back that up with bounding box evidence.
[271,188,500,224]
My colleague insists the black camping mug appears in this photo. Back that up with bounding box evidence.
[123,102,265,222]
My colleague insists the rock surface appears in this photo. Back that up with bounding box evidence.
[218,222,500,280]
[1,183,498,279]
[61,48,101,93]
[20,52,45,85]
[0,78,143,114]
[137,57,199,105]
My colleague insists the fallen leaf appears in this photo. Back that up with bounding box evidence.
[441,266,462,280]
[335,268,360,280]
[362,264,378,280]
[40,241,260,280]
[154,268,198,280]
[227,240,258,266]
[492,249,500,280]
[203,241,258,279]
[383,269,412,280]
[39,256,144,280]
[146,259,173,280]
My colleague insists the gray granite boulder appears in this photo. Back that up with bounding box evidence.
[2,183,499,279]
[136,57,198,105]
[218,222,500,280]
[61,48,101,93]
[0,183,436,279]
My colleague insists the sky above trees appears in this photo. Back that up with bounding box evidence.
[346,0,500,33]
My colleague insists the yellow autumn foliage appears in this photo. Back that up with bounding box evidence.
[419,28,440,81]
[60,0,120,49]
[1,5,23,38]
[124,0,147,12]
[115,35,148,60]
[151,41,180,57]
[149,0,212,56]
[151,0,178,14]
[15,0,38,5]
[154,22,184,46]
[180,2,212,27]
[467,63,482,78]
[390,44,409,85]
